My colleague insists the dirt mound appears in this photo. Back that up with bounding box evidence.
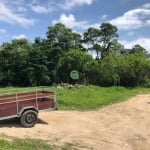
[0,94,150,150]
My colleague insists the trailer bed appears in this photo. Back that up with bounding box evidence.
[0,90,57,127]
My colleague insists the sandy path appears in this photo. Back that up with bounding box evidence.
[0,94,150,150]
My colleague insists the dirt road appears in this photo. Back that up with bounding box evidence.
[0,94,150,150]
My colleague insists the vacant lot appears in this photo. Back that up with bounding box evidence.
[0,94,150,150]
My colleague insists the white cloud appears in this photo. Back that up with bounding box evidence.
[0,1,35,27]
[29,0,58,14]
[13,34,27,39]
[52,14,88,29]
[101,14,108,20]
[30,0,94,12]
[146,20,150,25]
[61,0,93,10]
[0,29,7,34]
[142,3,150,9]
[52,13,102,33]
[30,5,53,13]
[109,3,150,30]
[17,6,27,13]
[119,38,150,53]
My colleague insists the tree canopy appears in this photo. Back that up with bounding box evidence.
[0,23,149,87]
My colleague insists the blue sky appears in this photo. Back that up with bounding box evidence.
[0,0,150,52]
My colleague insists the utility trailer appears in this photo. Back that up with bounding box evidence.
[0,90,57,127]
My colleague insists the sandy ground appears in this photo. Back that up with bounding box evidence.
[0,94,150,150]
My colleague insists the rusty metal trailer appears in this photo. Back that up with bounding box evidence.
[0,90,57,127]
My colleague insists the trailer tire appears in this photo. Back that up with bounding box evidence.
[20,110,38,127]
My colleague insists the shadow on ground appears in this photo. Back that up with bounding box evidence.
[0,118,48,128]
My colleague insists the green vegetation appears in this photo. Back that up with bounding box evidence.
[0,85,149,110]
[0,136,74,150]
[56,85,150,110]
[0,138,53,150]
[0,85,149,149]
[0,22,149,150]
[0,23,149,87]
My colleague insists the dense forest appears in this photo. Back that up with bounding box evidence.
[0,23,150,87]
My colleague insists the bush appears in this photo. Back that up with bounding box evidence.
[97,53,150,87]
[117,54,150,86]
[58,49,98,84]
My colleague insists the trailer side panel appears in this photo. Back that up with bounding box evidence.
[0,101,17,118]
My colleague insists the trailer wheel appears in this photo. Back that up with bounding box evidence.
[20,110,38,127]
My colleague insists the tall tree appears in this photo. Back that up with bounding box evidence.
[83,23,118,59]
[46,47,63,83]
[58,49,97,84]
[23,48,50,86]
[100,23,118,58]
[46,23,82,51]
[0,43,13,86]
[83,27,101,59]
[130,44,148,58]
[0,39,33,86]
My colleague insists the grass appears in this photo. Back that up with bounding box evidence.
[56,85,150,110]
[0,85,149,110]
[0,137,53,150]
[0,136,74,150]
[0,86,48,95]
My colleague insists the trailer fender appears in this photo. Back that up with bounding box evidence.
[18,106,38,117]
